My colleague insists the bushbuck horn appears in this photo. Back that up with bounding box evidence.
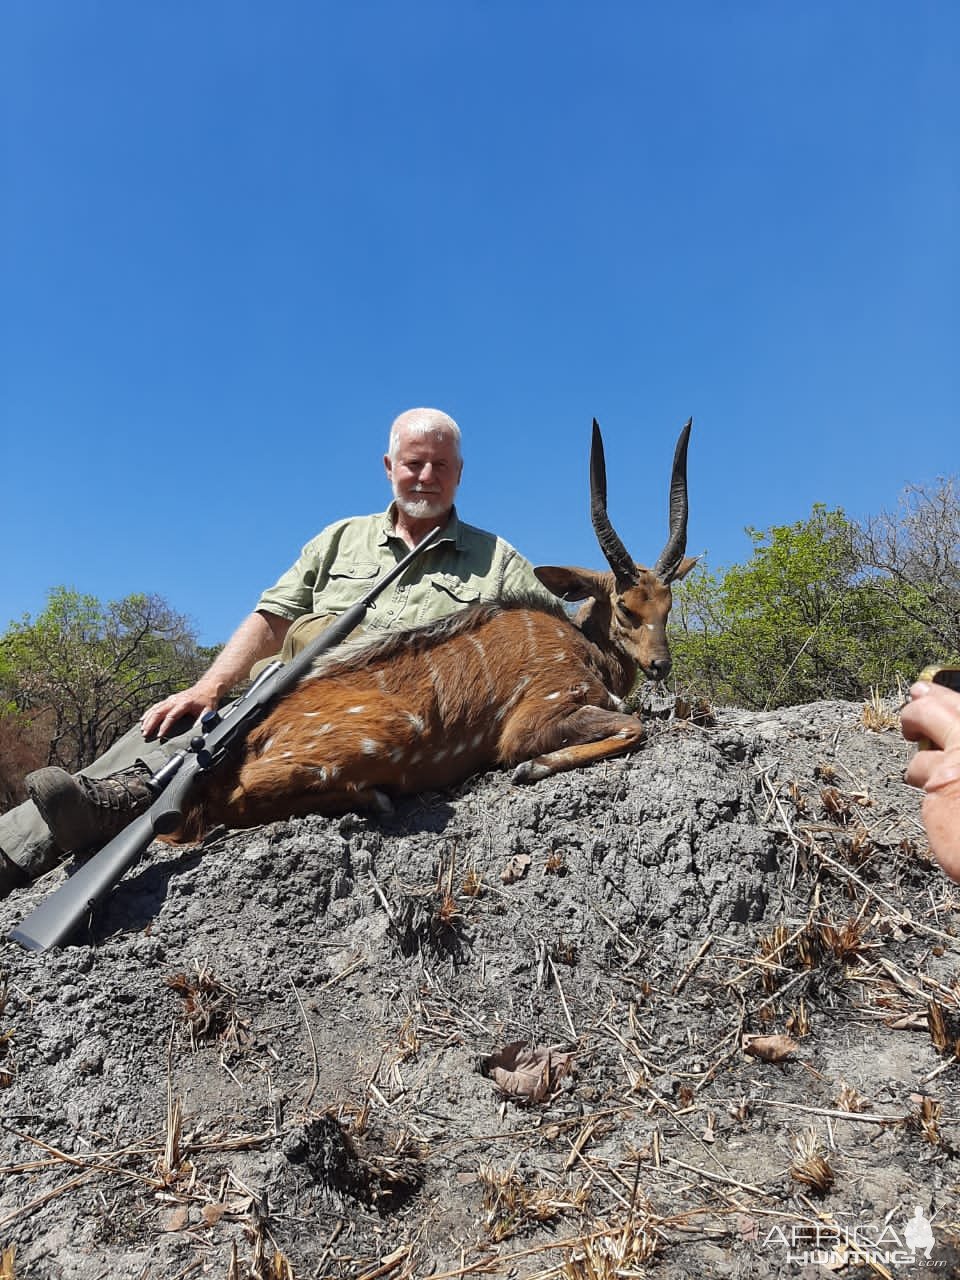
[653,418,692,582]
[590,419,636,584]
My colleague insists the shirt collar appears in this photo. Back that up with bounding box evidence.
[380,503,462,548]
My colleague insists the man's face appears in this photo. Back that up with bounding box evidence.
[385,428,463,520]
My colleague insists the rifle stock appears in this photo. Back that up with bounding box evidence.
[9,525,443,952]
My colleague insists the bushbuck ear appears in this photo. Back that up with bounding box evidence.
[670,555,700,582]
[535,566,608,602]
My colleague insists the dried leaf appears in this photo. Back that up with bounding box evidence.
[482,1041,574,1105]
[737,1215,759,1242]
[500,853,532,884]
[1,1244,15,1280]
[742,1033,799,1063]
[162,1205,190,1232]
[201,1202,227,1226]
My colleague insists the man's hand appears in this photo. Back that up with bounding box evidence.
[901,680,960,883]
[141,682,221,742]
[138,610,292,744]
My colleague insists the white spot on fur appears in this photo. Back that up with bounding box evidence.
[389,747,405,763]
[409,750,423,764]
[260,736,274,753]
[360,738,380,755]
[405,712,425,734]
[347,705,366,714]
[554,650,568,661]
[471,732,484,748]
[281,751,293,758]
[434,748,448,761]
[544,691,562,701]
[310,766,328,782]
[646,624,655,632]
[329,765,341,779]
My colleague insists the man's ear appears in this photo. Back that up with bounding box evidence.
[535,566,607,602]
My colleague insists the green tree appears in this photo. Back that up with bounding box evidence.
[0,588,212,777]
[669,505,929,709]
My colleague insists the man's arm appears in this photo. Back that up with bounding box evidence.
[499,545,565,609]
[141,611,292,741]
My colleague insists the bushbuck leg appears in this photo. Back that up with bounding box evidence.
[509,705,646,783]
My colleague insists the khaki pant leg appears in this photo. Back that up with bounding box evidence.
[0,718,196,872]
[248,612,366,679]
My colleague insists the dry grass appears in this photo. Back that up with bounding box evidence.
[789,1128,835,1195]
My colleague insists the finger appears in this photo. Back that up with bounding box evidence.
[923,751,960,794]
[158,707,185,741]
[905,752,939,789]
[902,696,960,751]
[140,708,162,741]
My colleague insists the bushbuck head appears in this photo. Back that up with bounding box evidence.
[534,418,697,682]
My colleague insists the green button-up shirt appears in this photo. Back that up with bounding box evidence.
[255,506,558,633]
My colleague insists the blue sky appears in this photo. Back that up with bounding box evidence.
[2,2,956,646]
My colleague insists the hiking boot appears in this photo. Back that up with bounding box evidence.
[26,763,156,854]
[0,847,31,896]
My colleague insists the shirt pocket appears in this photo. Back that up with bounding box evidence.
[316,560,381,611]
[431,573,482,607]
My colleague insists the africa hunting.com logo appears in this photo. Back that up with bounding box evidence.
[759,1205,946,1269]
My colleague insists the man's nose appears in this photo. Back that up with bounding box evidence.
[418,463,435,484]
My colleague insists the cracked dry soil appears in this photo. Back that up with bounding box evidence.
[1,700,959,1278]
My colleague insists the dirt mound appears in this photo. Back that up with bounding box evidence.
[1,701,958,1278]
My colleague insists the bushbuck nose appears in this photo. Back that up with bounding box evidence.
[648,657,672,681]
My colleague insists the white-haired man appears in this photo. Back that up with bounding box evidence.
[1,408,556,894]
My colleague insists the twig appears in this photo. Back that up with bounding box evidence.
[672,934,714,995]
[661,1155,767,1196]
[368,870,400,932]
[357,1245,412,1279]
[754,1099,903,1126]
[548,956,578,1041]
[315,952,366,993]
[290,979,320,1112]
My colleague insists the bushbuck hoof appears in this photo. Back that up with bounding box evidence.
[511,760,551,784]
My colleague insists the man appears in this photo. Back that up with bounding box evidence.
[0,407,556,897]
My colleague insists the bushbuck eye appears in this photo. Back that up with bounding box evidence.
[616,602,640,624]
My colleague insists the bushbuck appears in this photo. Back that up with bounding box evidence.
[173,419,695,838]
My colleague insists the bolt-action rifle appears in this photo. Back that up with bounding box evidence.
[9,525,443,952]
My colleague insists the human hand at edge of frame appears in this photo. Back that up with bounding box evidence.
[901,680,960,883]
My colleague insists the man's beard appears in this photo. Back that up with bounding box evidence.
[393,489,450,520]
